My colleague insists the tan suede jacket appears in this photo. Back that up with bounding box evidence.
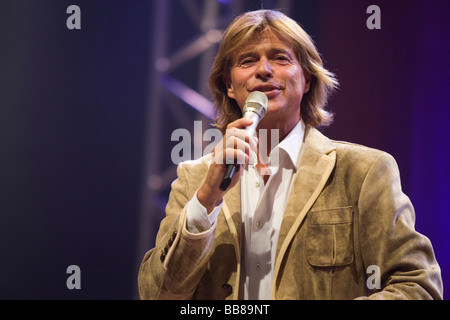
[138,126,443,300]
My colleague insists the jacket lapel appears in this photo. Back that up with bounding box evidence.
[272,126,336,298]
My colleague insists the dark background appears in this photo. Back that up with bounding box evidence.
[1,0,449,299]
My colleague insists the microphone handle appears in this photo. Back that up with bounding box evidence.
[219,164,236,191]
[219,112,259,191]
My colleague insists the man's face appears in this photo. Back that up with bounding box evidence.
[226,30,310,128]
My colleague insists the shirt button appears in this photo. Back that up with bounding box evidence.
[255,181,260,187]
[256,221,262,228]
[255,263,261,270]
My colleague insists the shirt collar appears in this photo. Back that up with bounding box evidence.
[270,120,305,170]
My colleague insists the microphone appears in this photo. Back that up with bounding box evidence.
[219,91,268,191]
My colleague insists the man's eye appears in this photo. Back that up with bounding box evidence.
[240,58,255,66]
[275,55,289,62]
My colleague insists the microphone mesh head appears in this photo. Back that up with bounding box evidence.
[243,91,268,118]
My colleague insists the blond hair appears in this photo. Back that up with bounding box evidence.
[208,9,338,133]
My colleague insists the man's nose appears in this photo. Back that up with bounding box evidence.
[255,58,273,80]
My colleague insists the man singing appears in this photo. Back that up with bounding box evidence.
[138,9,442,300]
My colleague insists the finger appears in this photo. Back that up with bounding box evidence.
[224,127,248,142]
[224,149,248,165]
[224,128,256,152]
[212,144,249,166]
[226,118,254,130]
[225,134,250,151]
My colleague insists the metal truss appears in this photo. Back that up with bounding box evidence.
[136,0,292,266]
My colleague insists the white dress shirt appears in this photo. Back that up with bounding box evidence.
[185,120,304,300]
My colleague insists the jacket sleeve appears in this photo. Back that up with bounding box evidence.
[138,161,216,300]
[355,152,443,300]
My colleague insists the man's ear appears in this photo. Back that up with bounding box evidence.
[224,74,235,99]
[304,70,311,94]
